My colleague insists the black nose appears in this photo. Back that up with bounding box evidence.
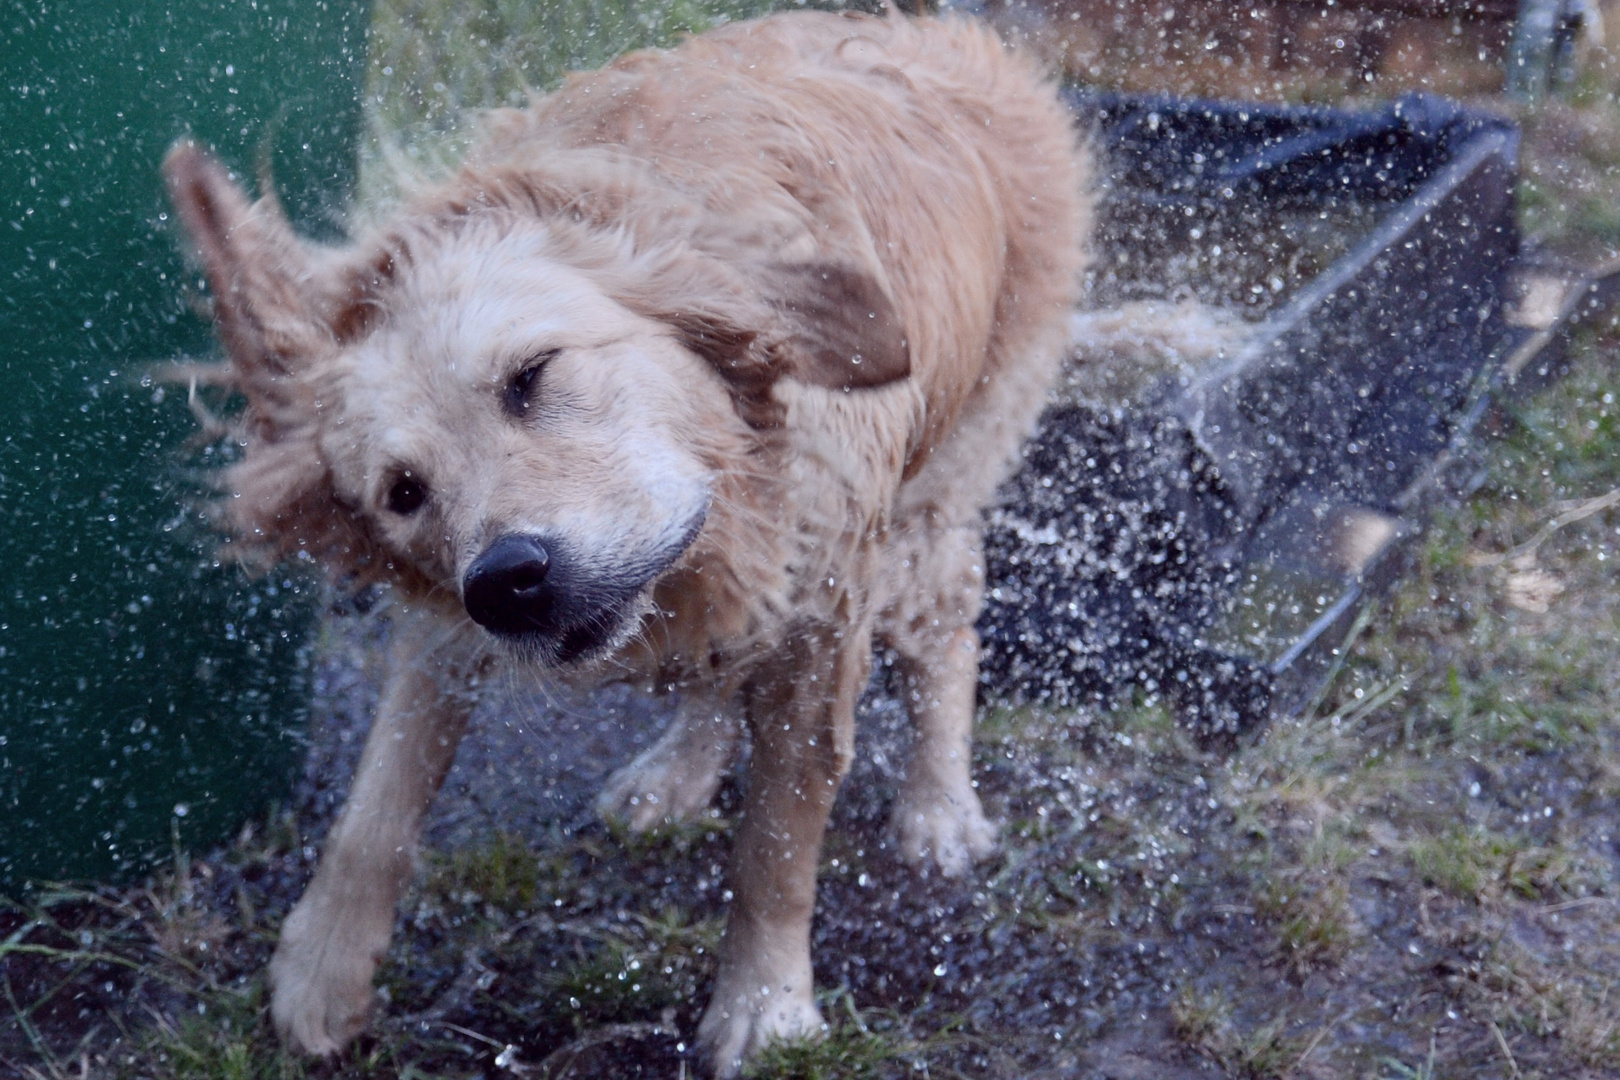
[463,534,553,634]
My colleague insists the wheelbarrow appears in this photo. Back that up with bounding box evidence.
[979,90,1618,735]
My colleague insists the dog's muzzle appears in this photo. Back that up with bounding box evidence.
[462,509,706,662]
[462,534,555,637]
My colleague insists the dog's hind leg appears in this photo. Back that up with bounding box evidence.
[880,524,997,877]
[596,691,743,832]
[697,622,867,1077]
[270,607,486,1056]
[890,622,996,876]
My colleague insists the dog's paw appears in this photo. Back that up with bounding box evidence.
[596,718,736,832]
[696,970,824,1078]
[890,783,997,877]
[268,893,385,1056]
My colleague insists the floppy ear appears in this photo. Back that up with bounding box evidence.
[650,259,910,403]
[163,141,332,378]
[765,261,910,391]
[164,142,388,582]
[607,244,909,428]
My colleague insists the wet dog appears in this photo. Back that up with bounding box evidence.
[164,9,1087,1074]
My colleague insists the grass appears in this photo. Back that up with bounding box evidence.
[1256,876,1356,977]
[1407,827,1578,903]
[1170,988,1315,1080]
[421,829,543,916]
[743,993,963,1080]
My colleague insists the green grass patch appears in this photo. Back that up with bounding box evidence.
[743,993,962,1080]
[604,808,733,862]
[1409,828,1577,903]
[1255,877,1355,976]
[421,830,542,916]
[541,908,722,1031]
[122,983,306,1080]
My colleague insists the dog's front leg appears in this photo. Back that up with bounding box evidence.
[270,607,486,1055]
[696,623,867,1077]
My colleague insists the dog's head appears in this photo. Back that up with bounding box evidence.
[163,143,910,664]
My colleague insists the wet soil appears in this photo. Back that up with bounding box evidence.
[6,470,1620,1080]
[57,554,1606,1080]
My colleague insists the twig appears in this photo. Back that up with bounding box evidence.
[1292,1024,1330,1071]
[436,1020,506,1049]
[1489,1020,1523,1080]
[1293,1005,1357,1074]
[1539,895,1616,914]
[1469,483,1620,569]
[394,947,490,1027]
[536,1022,669,1079]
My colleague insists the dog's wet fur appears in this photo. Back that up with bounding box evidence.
[165,10,1089,1074]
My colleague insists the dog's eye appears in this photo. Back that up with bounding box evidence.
[386,474,428,516]
[504,350,557,418]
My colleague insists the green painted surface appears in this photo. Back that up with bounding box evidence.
[0,0,370,884]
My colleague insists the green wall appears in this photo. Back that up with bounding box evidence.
[0,0,370,884]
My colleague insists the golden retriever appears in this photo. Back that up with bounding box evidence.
[163,9,1088,1074]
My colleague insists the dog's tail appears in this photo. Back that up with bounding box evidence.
[1059,299,1256,406]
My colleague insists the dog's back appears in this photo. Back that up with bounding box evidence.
[466,10,1087,478]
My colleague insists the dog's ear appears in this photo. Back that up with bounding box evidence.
[163,141,333,376]
[765,262,911,391]
[165,142,389,583]
[653,260,910,398]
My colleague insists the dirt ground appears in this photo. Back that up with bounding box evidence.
[9,7,1620,1080]
[7,403,1620,1080]
[9,241,1620,1080]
